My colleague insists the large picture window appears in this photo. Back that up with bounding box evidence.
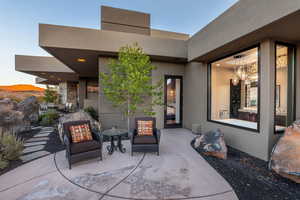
[208,46,260,131]
[274,43,295,133]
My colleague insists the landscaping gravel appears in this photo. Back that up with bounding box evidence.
[191,139,300,200]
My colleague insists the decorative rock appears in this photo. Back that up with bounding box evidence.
[193,129,227,159]
[58,110,101,142]
[269,126,300,183]
[0,98,28,133]
[0,98,17,112]
[17,96,39,123]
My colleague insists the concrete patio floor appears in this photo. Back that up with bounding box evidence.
[0,129,238,200]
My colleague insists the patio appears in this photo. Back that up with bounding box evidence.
[0,129,237,200]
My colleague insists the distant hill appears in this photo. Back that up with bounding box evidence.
[0,84,45,92]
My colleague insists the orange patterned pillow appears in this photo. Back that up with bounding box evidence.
[69,124,93,143]
[137,120,153,136]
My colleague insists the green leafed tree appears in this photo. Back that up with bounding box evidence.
[43,85,58,103]
[100,43,163,131]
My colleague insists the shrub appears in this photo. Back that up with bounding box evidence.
[1,133,24,161]
[39,109,60,126]
[84,106,98,121]
[0,132,24,169]
[0,156,8,170]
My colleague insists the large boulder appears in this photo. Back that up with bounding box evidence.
[58,110,101,142]
[0,98,17,112]
[193,129,227,159]
[0,98,28,133]
[269,126,300,183]
[17,96,39,123]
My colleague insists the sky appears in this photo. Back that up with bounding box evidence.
[0,0,238,87]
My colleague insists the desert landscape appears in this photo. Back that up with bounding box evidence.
[0,84,45,102]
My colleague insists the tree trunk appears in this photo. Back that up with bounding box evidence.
[127,99,130,133]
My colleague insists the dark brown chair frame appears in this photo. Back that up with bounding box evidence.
[131,117,161,156]
[63,120,102,169]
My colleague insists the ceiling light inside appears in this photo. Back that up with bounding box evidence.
[77,58,86,63]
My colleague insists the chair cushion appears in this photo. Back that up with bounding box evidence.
[137,120,153,136]
[70,140,101,154]
[133,136,157,144]
[69,123,93,143]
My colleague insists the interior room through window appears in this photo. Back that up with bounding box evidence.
[209,47,260,130]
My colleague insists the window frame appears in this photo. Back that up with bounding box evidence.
[207,45,261,133]
[274,42,296,134]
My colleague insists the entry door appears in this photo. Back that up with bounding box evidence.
[164,75,183,128]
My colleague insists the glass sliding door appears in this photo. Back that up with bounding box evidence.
[164,75,183,128]
[274,43,296,133]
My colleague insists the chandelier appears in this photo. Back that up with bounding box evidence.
[232,54,257,86]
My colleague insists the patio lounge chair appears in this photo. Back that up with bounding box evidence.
[63,120,102,169]
[131,117,161,156]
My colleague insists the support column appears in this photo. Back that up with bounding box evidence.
[296,44,300,119]
[260,40,277,159]
[78,78,87,109]
[66,82,78,106]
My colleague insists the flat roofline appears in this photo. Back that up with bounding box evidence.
[15,55,74,73]
[188,0,300,61]
[39,23,187,60]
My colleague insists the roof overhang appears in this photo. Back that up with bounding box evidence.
[35,77,59,85]
[39,24,188,77]
[188,0,300,62]
[15,55,78,84]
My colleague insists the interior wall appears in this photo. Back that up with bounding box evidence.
[276,68,288,112]
[211,67,234,120]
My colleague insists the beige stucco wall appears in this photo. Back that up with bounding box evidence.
[98,57,185,130]
[78,79,87,109]
[183,62,203,129]
[101,6,150,35]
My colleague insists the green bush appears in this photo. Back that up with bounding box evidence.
[0,132,24,169]
[84,106,98,121]
[0,156,8,170]
[1,134,24,160]
[39,109,60,126]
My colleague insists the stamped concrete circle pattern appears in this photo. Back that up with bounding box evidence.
[0,129,238,200]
